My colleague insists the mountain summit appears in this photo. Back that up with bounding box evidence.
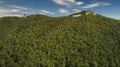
[69,10,97,17]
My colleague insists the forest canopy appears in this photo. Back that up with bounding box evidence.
[0,11,120,67]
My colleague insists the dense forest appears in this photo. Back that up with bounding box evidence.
[0,11,120,67]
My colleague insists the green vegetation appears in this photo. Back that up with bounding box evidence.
[0,11,120,67]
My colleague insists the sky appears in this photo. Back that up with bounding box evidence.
[0,0,120,20]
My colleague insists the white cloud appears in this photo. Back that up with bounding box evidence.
[52,0,84,6]
[0,8,23,18]
[59,9,69,13]
[83,3,99,8]
[67,9,81,15]
[76,2,84,5]
[110,16,120,20]
[40,10,54,15]
[0,9,20,13]
[73,9,81,12]
[11,5,29,10]
[83,2,111,8]
[0,14,23,18]
[0,5,35,17]
[10,9,21,12]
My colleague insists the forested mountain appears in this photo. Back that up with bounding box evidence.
[0,11,120,67]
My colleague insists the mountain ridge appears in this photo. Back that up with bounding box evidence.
[1,10,119,20]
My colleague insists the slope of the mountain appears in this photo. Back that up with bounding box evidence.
[0,12,120,67]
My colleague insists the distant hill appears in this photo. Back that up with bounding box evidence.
[0,10,120,67]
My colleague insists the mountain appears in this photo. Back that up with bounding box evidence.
[0,11,120,67]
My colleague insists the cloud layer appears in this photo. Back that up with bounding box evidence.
[0,9,10,13]
[83,2,111,8]
[0,4,32,17]
[52,0,84,6]
[40,10,54,15]
[11,5,29,10]
[59,9,69,13]
[0,0,112,18]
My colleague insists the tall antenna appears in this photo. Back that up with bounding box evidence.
[23,9,27,18]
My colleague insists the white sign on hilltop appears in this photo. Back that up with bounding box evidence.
[73,14,81,17]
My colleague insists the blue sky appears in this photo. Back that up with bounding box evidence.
[0,0,120,19]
